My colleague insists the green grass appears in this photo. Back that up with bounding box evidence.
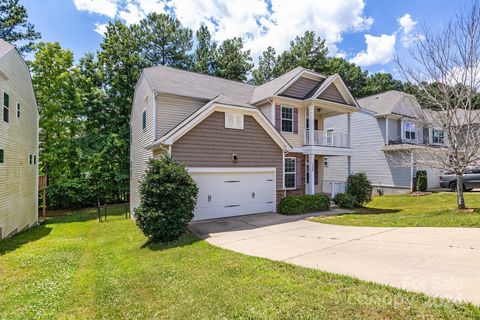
[313,192,480,227]
[1,206,479,319]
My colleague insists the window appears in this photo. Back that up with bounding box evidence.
[16,103,20,118]
[281,106,293,132]
[33,155,37,165]
[3,92,9,123]
[0,149,4,163]
[404,122,416,140]
[29,154,32,165]
[142,109,146,130]
[323,157,329,168]
[326,129,334,145]
[432,128,444,144]
[284,157,296,189]
[225,112,244,129]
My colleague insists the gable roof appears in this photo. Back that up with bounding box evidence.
[357,90,424,119]
[0,39,14,59]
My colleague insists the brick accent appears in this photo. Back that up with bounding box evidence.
[275,152,306,211]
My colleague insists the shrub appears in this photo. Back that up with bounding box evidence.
[135,157,198,243]
[416,170,428,192]
[278,194,330,215]
[346,173,373,207]
[334,192,355,209]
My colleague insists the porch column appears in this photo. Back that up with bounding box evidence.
[410,151,414,191]
[308,104,315,145]
[347,156,352,177]
[308,153,315,195]
[347,112,351,147]
[385,117,389,144]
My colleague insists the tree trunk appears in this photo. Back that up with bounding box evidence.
[456,174,466,209]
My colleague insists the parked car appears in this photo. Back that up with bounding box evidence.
[439,168,480,191]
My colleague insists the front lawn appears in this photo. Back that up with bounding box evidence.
[313,192,480,227]
[1,206,479,319]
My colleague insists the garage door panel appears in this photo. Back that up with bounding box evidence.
[190,169,276,220]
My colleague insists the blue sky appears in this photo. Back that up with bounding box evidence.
[21,0,472,77]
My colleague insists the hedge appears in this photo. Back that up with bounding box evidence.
[278,194,330,215]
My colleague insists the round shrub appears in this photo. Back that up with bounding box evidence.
[333,192,355,209]
[278,194,330,215]
[416,170,428,192]
[346,172,373,207]
[135,157,198,243]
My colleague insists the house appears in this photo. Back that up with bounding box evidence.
[0,40,39,238]
[130,66,359,220]
[324,90,446,195]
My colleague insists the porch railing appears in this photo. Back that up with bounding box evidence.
[305,130,350,148]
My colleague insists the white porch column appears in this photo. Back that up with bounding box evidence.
[347,156,352,177]
[410,151,414,191]
[347,112,351,147]
[385,116,389,144]
[308,153,315,195]
[308,104,315,145]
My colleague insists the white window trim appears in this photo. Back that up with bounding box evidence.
[284,157,296,189]
[224,112,244,130]
[281,105,293,133]
[3,90,9,123]
[403,121,416,141]
[432,128,445,145]
[0,147,4,164]
[142,108,147,132]
[323,157,329,168]
[16,102,20,118]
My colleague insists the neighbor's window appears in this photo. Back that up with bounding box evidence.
[404,122,416,140]
[33,154,37,165]
[284,157,296,189]
[281,106,293,133]
[16,102,20,118]
[3,92,9,123]
[323,157,329,168]
[142,109,146,130]
[0,148,4,163]
[29,154,32,165]
[432,128,444,144]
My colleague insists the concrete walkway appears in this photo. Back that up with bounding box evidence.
[190,212,480,305]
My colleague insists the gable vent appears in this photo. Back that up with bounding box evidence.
[225,112,244,130]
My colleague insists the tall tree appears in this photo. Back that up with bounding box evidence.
[193,25,217,75]
[362,73,404,97]
[323,57,367,97]
[0,0,40,54]
[136,13,193,68]
[215,37,253,81]
[252,46,277,85]
[274,31,328,76]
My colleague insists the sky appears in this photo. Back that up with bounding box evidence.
[21,0,473,77]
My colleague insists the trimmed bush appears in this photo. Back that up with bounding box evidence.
[135,157,199,243]
[346,173,373,207]
[334,192,355,209]
[416,170,428,192]
[278,194,330,215]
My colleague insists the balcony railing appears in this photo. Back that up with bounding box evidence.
[305,130,350,148]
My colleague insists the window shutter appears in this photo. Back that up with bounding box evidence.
[314,159,319,185]
[314,119,319,131]
[293,108,298,134]
[275,105,281,130]
[295,157,302,189]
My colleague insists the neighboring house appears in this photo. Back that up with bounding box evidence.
[130,66,359,220]
[324,90,446,195]
[0,40,39,238]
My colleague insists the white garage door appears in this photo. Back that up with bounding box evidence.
[189,168,276,220]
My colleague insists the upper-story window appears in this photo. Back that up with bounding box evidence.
[403,122,416,141]
[3,92,9,123]
[16,103,20,118]
[0,148,4,163]
[281,106,293,133]
[142,109,147,131]
[432,128,445,144]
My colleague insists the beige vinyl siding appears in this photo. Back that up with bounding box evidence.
[130,76,155,213]
[318,84,347,104]
[171,111,284,189]
[0,49,38,238]
[258,102,273,123]
[280,104,305,147]
[281,77,319,99]
[156,93,207,139]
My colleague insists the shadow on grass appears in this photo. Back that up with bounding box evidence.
[0,224,53,256]
[46,204,130,225]
[143,231,200,251]
[337,207,402,216]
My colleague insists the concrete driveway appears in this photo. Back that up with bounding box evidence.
[190,212,480,305]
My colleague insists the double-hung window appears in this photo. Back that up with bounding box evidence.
[281,106,293,133]
[284,157,296,189]
[404,122,416,141]
[142,109,147,131]
[432,128,444,144]
[0,148,4,163]
[16,102,20,118]
[3,92,9,123]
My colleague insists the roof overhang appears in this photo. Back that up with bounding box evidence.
[146,99,292,151]
[381,144,447,152]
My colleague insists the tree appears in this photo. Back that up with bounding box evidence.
[215,37,253,81]
[252,46,277,85]
[395,3,480,209]
[274,31,328,76]
[323,57,367,97]
[136,13,193,68]
[0,0,40,54]
[192,25,217,75]
[362,73,404,97]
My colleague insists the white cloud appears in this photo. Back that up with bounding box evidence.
[119,2,145,25]
[73,0,117,18]
[398,13,423,47]
[94,22,108,36]
[349,34,396,66]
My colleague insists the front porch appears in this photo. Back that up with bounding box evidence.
[305,154,350,198]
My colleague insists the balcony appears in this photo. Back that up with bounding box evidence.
[305,130,350,148]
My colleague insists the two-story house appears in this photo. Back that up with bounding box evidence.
[0,40,39,238]
[324,90,446,195]
[130,66,359,220]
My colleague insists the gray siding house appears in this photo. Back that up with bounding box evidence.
[130,66,359,220]
[324,91,445,194]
